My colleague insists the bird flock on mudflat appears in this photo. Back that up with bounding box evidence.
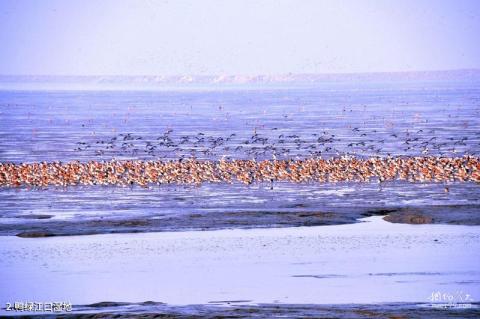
[2,125,479,188]
[1,156,478,188]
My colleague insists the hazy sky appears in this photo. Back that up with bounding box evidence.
[0,0,479,75]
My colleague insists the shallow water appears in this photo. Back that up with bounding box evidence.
[1,81,479,164]
[0,216,479,311]
[0,181,479,236]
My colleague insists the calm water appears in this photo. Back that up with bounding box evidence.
[1,217,480,307]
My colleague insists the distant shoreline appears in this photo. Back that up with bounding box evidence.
[0,69,479,91]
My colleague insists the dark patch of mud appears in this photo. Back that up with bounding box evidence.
[4,302,479,318]
[379,205,480,225]
[7,209,356,237]
[16,231,56,238]
[2,204,479,238]
[15,214,53,220]
[384,213,433,224]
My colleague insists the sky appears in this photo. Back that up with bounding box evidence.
[0,0,479,76]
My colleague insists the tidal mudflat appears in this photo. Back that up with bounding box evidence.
[1,79,479,318]
[0,181,480,238]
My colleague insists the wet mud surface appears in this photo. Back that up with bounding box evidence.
[1,178,479,237]
[2,203,478,237]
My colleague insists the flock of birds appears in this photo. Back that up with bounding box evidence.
[1,155,479,188]
[2,121,479,188]
[72,127,480,161]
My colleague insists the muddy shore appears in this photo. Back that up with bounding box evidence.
[2,204,478,238]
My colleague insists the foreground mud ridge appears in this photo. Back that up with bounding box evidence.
[1,156,479,187]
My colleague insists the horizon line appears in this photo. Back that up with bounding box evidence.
[1,68,480,78]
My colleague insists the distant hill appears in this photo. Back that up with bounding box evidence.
[1,69,479,90]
